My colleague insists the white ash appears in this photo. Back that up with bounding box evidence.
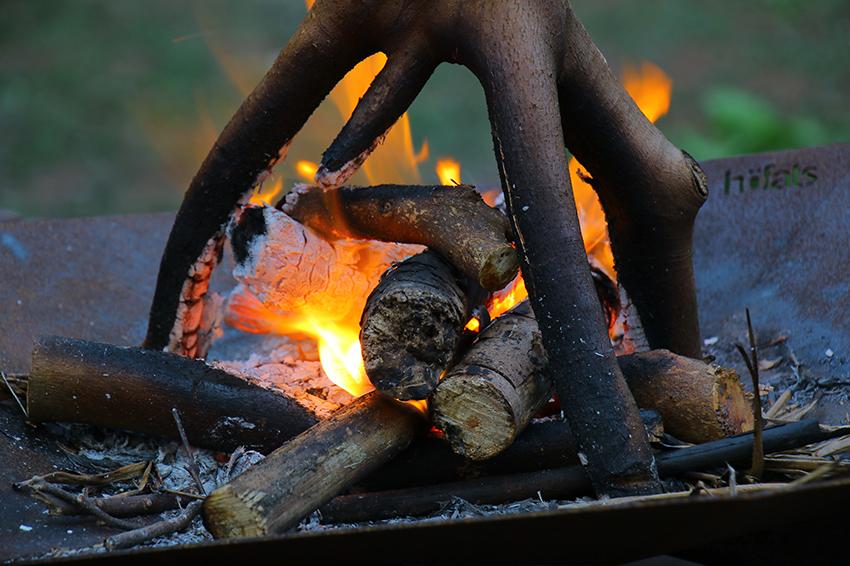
[215,354,351,419]
[297,496,579,533]
[229,205,418,328]
[29,423,265,558]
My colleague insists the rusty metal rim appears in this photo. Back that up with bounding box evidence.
[35,475,850,565]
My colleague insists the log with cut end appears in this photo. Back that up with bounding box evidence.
[27,336,319,453]
[360,250,484,400]
[432,303,753,460]
[280,184,519,291]
[202,391,424,538]
[432,302,549,460]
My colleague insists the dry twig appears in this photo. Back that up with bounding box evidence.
[104,500,203,550]
[736,308,764,479]
[172,407,205,495]
[1,370,28,418]
[14,478,140,530]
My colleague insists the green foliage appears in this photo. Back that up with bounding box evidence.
[673,86,835,160]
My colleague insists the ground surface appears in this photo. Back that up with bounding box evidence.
[1,0,848,217]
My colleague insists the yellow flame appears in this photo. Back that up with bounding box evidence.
[464,317,480,332]
[622,61,673,123]
[308,318,373,397]
[488,62,673,317]
[248,176,284,206]
[436,158,461,185]
[295,160,319,181]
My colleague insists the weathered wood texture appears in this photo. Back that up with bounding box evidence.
[360,250,483,400]
[281,183,518,291]
[202,391,423,538]
[432,302,549,460]
[433,305,752,459]
[28,336,318,453]
[145,0,706,497]
[321,420,832,523]
[360,409,664,491]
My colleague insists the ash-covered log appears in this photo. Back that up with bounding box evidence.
[359,409,664,492]
[27,336,319,453]
[360,250,485,400]
[433,303,752,459]
[280,184,519,291]
[203,391,424,538]
[321,419,834,523]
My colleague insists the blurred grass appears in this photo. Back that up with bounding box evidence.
[0,0,847,217]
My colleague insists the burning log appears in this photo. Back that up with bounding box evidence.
[360,250,484,400]
[27,336,319,453]
[321,420,834,523]
[433,303,752,460]
[143,1,707,496]
[280,183,519,291]
[202,391,424,538]
[360,409,664,492]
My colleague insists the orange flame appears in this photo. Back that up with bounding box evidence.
[248,176,284,206]
[487,62,672,319]
[295,160,319,181]
[436,158,461,185]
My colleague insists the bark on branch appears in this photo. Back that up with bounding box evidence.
[202,392,424,538]
[280,184,519,291]
[28,336,319,453]
[433,303,752,460]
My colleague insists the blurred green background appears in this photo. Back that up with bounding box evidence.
[1,0,847,218]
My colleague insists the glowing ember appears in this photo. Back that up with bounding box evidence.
[485,62,673,317]
[248,176,284,207]
[436,158,461,185]
[295,160,319,181]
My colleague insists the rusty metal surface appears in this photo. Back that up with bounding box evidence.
[36,476,850,564]
[0,402,114,562]
[695,143,850,422]
[0,213,233,375]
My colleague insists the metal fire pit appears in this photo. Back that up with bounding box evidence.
[1,144,848,563]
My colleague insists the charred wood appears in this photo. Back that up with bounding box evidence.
[359,409,663,492]
[433,306,752,459]
[280,183,518,291]
[27,336,319,453]
[321,419,834,523]
[360,250,484,400]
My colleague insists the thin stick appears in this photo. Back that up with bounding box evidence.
[1,370,27,419]
[736,308,764,479]
[765,389,792,419]
[15,478,140,530]
[104,500,203,550]
[172,407,205,495]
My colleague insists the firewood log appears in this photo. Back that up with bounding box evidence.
[321,419,835,524]
[202,391,424,538]
[280,183,519,291]
[359,409,663,491]
[27,336,319,453]
[360,250,484,400]
[432,303,753,460]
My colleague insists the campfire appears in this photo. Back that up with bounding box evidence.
[4,0,850,561]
